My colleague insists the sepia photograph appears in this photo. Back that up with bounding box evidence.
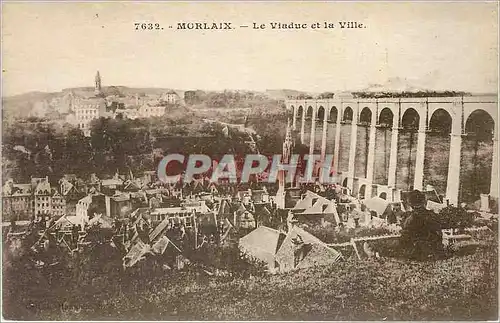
[1,1,499,321]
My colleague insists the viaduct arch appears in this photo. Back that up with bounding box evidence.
[287,95,498,210]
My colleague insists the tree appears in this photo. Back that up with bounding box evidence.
[61,128,93,177]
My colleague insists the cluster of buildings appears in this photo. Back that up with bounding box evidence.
[3,121,403,241]
[3,176,77,221]
[30,71,182,136]
[1,169,271,228]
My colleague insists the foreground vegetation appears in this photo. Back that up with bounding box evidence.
[3,233,497,321]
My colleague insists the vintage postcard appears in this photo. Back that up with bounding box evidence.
[1,1,498,321]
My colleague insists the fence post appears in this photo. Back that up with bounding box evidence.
[351,238,361,260]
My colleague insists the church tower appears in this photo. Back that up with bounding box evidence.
[276,118,294,209]
[94,71,102,96]
[282,118,293,164]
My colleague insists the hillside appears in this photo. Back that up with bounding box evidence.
[60,86,184,98]
[1,87,291,119]
[2,91,60,118]
[1,86,183,119]
[265,89,310,100]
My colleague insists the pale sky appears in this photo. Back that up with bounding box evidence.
[1,2,498,96]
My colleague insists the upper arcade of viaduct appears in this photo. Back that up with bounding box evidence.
[287,95,498,136]
[285,94,498,209]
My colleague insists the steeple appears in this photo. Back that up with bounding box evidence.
[94,70,102,96]
[283,118,293,162]
[276,117,295,209]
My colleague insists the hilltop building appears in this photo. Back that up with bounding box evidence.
[72,71,109,136]
[161,90,180,104]
[73,97,107,136]
[138,104,166,118]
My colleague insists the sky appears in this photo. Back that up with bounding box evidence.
[1,2,498,96]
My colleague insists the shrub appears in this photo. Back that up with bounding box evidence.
[399,209,444,260]
[436,206,474,229]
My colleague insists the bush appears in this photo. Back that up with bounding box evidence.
[436,206,474,229]
[399,209,444,260]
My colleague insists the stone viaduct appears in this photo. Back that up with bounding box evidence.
[286,94,498,210]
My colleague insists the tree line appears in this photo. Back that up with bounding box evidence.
[2,109,293,183]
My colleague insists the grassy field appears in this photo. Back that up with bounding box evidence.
[3,234,497,321]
